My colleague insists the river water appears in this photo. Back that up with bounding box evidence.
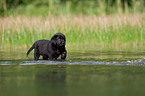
[0,47,145,96]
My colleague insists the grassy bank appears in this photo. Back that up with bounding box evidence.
[0,13,145,49]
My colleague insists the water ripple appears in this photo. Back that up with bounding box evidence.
[0,59,145,66]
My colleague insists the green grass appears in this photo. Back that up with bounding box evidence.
[0,0,145,16]
[0,14,145,49]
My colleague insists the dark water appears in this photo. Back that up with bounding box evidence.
[0,48,145,96]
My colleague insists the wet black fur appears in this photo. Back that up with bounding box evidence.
[26,33,67,60]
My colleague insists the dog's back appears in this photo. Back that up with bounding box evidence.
[26,40,50,56]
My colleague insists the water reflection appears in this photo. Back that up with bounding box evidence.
[0,65,68,96]
[0,48,145,96]
[35,67,67,96]
[0,65,145,96]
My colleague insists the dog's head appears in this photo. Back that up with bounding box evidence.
[51,33,66,47]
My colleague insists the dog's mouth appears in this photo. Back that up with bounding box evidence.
[57,41,65,46]
[57,39,65,46]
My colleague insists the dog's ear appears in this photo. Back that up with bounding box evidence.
[51,34,58,47]
[51,34,58,40]
[51,39,57,46]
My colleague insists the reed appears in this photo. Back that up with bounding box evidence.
[0,13,145,48]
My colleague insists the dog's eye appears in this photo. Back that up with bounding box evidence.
[60,37,64,39]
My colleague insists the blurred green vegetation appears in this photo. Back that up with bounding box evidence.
[0,0,145,48]
[0,14,144,48]
[0,0,145,16]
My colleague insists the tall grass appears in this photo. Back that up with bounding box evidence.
[0,13,145,48]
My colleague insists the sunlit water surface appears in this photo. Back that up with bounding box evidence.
[0,48,145,96]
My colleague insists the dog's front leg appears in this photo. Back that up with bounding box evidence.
[61,50,67,60]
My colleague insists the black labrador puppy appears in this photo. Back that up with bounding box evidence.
[26,33,67,60]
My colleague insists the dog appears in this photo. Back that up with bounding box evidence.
[26,33,67,60]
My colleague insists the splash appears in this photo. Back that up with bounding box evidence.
[0,59,145,66]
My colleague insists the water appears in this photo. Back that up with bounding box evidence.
[0,48,145,96]
[1,48,145,66]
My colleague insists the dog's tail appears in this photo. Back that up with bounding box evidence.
[26,44,35,56]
